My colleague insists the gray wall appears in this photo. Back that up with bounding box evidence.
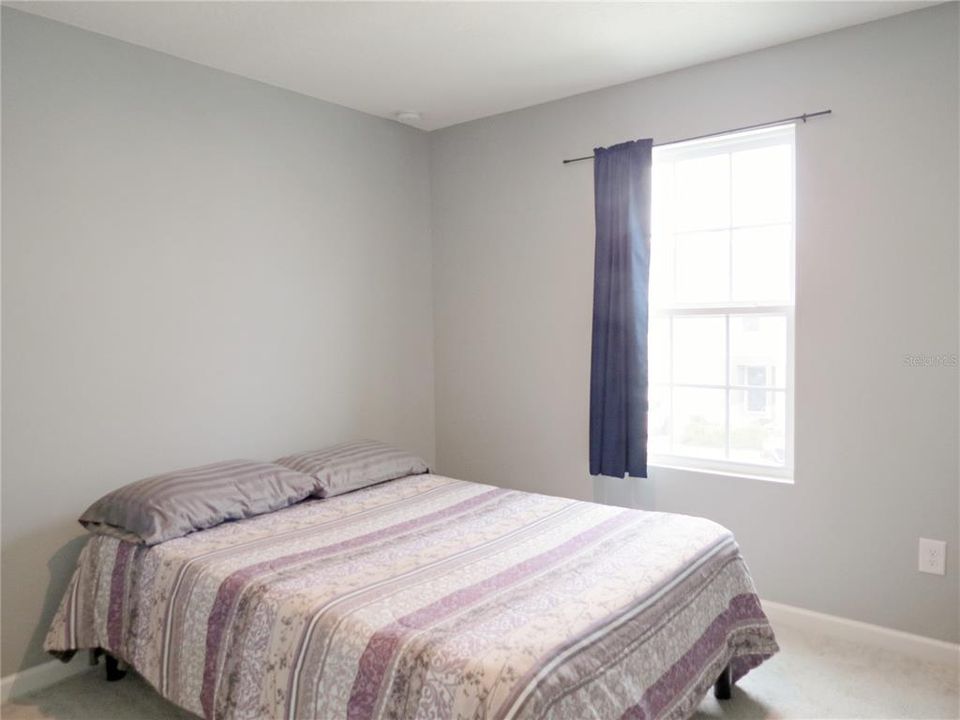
[430,4,959,643]
[1,8,435,675]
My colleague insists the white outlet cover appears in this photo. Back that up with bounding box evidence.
[918,538,946,576]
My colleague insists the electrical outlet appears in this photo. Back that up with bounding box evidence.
[918,538,946,576]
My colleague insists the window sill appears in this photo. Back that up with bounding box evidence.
[647,460,794,485]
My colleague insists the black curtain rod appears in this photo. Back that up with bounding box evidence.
[561,109,832,165]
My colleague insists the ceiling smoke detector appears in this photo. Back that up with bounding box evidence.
[395,111,422,124]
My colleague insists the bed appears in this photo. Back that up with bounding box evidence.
[45,473,778,720]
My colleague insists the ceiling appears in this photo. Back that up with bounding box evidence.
[6,1,936,130]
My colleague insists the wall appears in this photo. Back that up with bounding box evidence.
[430,4,959,642]
[1,8,435,675]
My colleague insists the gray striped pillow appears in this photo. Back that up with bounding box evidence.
[79,460,317,545]
[275,440,429,498]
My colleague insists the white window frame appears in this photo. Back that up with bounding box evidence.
[648,124,795,482]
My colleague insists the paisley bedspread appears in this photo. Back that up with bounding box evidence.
[45,474,778,720]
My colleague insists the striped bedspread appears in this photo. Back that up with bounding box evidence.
[45,474,778,720]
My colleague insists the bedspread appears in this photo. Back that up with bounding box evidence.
[45,474,778,720]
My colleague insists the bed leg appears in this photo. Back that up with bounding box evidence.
[104,653,127,682]
[713,664,732,700]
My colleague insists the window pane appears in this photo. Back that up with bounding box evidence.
[652,162,674,237]
[675,153,730,232]
[730,389,786,466]
[673,387,726,459]
[732,144,792,226]
[731,225,791,302]
[729,314,786,388]
[673,316,725,385]
[648,317,670,385]
[648,385,671,455]
[675,230,729,303]
[649,235,674,307]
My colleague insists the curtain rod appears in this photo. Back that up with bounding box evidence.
[561,109,832,165]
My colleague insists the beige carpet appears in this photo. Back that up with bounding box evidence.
[3,625,958,720]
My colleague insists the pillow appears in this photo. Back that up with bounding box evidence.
[79,459,317,545]
[275,440,429,498]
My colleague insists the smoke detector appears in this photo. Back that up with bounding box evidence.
[395,111,422,125]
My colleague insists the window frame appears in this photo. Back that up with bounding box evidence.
[647,124,796,482]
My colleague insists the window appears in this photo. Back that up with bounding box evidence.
[648,124,794,479]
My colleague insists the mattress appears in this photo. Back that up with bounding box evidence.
[45,474,778,719]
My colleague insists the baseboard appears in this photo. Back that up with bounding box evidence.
[761,599,960,668]
[0,656,93,703]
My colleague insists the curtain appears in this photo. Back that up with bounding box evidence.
[589,139,652,478]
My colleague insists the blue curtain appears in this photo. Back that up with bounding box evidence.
[589,139,652,478]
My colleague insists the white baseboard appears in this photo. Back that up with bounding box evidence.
[0,656,93,703]
[2,602,957,702]
[761,599,960,669]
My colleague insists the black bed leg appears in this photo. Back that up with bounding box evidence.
[713,664,732,700]
[104,653,127,682]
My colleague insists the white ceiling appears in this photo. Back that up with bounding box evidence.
[6,1,936,130]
